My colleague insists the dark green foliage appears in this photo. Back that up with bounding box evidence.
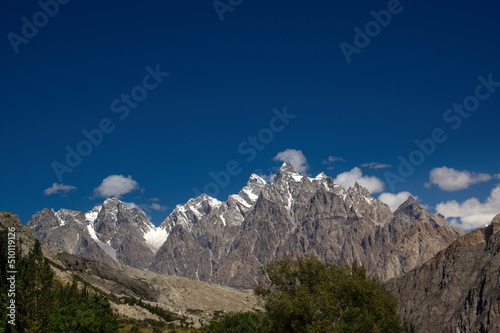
[56,279,118,333]
[254,256,410,333]
[0,231,118,333]
[204,312,271,333]
[14,239,58,333]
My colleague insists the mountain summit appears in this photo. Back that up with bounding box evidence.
[28,198,167,268]
[28,166,464,288]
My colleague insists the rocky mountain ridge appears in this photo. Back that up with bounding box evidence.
[386,214,500,333]
[1,212,260,326]
[29,163,464,288]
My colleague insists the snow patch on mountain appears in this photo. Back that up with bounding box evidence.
[143,226,168,253]
[85,206,101,223]
[86,223,117,261]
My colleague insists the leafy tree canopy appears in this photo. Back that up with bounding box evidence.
[254,256,410,333]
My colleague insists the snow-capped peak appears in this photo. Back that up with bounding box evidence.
[274,163,303,184]
[279,162,298,174]
[314,172,327,180]
[103,197,121,205]
[234,173,267,207]
[248,173,267,185]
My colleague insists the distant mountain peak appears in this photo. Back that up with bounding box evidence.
[395,196,423,214]
[314,172,327,179]
[279,162,298,174]
[394,196,456,230]
[349,182,371,196]
[187,194,222,208]
[248,173,267,185]
[103,197,122,205]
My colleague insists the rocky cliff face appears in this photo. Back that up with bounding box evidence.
[149,163,464,288]
[28,198,168,269]
[28,163,464,288]
[386,214,500,333]
[28,207,118,267]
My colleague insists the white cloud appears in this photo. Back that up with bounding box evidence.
[361,162,392,169]
[93,175,139,199]
[334,167,384,193]
[273,149,310,174]
[44,183,76,195]
[150,203,167,211]
[378,191,415,212]
[495,173,500,180]
[124,200,167,217]
[436,185,500,230]
[428,166,492,191]
[124,201,140,210]
[322,156,345,164]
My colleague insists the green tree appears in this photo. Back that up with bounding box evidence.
[56,294,118,333]
[16,239,58,333]
[255,257,409,333]
[204,312,271,333]
[0,230,120,333]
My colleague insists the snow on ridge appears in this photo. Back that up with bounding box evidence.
[189,205,203,217]
[86,223,117,261]
[314,172,327,180]
[241,187,259,201]
[55,214,66,226]
[205,196,222,208]
[249,173,267,184]
[232,194,251,207]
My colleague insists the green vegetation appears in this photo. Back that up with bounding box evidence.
[56,283,118,333]
[204,312,270,333]
[0,230,117,333]
[206,256,411,333]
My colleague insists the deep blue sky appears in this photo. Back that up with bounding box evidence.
[1,0,499,229]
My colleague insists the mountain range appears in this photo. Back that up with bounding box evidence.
[28,163,464,288]
[8,162,500,331]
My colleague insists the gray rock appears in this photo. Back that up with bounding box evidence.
[150,163,464,288]
[386,214,500,333]
[27,198,163,269]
